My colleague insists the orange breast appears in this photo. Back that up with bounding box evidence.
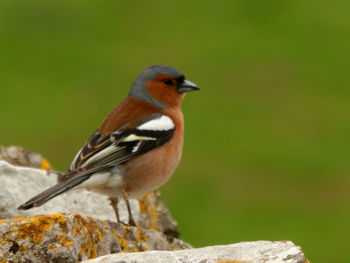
[123,107,184,198]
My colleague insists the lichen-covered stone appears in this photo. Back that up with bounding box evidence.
[82,241,306,263]
[0,146,51,170]
[0,160,179,237]
[0,213,190,263]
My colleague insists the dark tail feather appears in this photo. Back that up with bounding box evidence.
[18,174,91,210]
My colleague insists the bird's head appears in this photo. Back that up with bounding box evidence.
[129,65,199,108]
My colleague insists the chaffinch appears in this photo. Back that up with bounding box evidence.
[18,65,199,225]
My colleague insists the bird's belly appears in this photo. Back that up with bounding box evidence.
[123,140,183,198]
[76,167,125,198]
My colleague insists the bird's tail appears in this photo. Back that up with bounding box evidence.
[18,174,90,210]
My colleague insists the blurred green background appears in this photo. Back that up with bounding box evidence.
[1,1,350,262]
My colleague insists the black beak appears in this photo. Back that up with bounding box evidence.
[177,79,200,93]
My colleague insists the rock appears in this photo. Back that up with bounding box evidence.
[0,213,190,263]
[0,147,309,263]
[82,241,307,263]
[0,160,180,237]
[0,146,51,170]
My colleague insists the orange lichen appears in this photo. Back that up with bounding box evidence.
[81,240,93,256]
[90,247,97,258]
[2,216,29,222]
[19,245,28,253]
[58,235,74,247]
[80,247,87,256]
[72,214,106,258]
[116,226,150,252]
[40,159,52,170]
[113,231,129,252]
[48,246,58,251]
[111,223,151,253]
[80,240,97,258]
[1,213,158,260]
[2,213,67,246]
[139,192,153,214]
[135,228,148,244]
[138,192,160,231]
[9,227,18,232]
[72,223,79,237]
[53,213,67,224]
[33,234,44,244]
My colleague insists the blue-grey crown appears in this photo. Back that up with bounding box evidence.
[128,65,184,108]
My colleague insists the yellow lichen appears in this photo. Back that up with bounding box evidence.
[79,247,86,255]
[33,234,44,244]
[58,235,74,247]
[135,228,148,244]
[139,192,152,214]
[40,159,52,170]
[48,246,58,251]
[80,239,97,258]
[0,213,157,260]
[53,213,67,225]
[18,231,25,238]
[5,216,29,222]
[112,231,129,252]
[72,223,79,237]
[90,247,97,258]
[72,214,105,258]
[9,227,18,232]
[19,245,28,253]
[138,192,160,231]
[2,213,67,245]
[114,226,150,252]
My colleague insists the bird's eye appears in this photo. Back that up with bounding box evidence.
[162,79,173,85]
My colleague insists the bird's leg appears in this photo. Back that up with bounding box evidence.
[109,197,121,224]
[122,190,136,226]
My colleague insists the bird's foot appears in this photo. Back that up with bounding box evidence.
[127,218,136,227]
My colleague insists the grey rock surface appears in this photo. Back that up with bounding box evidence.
[0,213,190,263]
[83,241,306,263]
[0,145,50,170]
[0,160,179,236]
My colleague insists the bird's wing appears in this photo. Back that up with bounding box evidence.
[18,113,175,210]
[66,113,175,179]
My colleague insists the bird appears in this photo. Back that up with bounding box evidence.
[18,65,199,226]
